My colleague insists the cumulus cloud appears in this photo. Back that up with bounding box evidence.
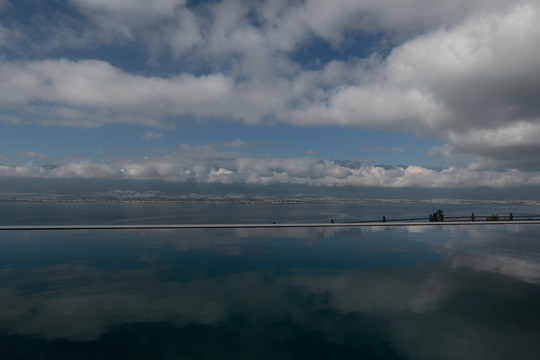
[1,0,539,172]
[0,59,238,127]
[66,0,205,60]
[285,3,540,169]
[67,0,193,41]
[298,0,519,42]
[216,139,249,148]
[2,146,540,188]
[4,4,539,129]
[70,0,186,17]
[141,131,164,139]
[61,0,521,57]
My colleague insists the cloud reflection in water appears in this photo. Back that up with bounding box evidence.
[0,225,539,359]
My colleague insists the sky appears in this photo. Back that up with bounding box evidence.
[1,0,540,191]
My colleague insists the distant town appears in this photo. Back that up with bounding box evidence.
[1,190,539,206]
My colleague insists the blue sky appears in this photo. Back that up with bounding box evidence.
[1,0,540,189]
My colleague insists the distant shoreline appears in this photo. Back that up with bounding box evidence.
[2,197,540,206]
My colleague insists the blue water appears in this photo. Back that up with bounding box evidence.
[0,202,539,359]
[0,201,536,225]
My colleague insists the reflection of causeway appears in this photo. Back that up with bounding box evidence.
[353,214,540,224]
[2,219,540,231]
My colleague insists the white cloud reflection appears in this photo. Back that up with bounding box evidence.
[1,224,539,359]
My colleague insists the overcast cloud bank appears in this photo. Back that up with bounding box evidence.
[2,146,540,189]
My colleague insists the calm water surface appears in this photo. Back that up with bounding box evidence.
[0,201,537,225]
[0,203,539,359]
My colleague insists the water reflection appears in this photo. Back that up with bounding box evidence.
[1,226,539,359]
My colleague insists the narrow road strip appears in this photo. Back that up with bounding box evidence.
[1,221,540,230]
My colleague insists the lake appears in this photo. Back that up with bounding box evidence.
[0,202,539,359]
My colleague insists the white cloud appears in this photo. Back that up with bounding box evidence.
[447,122,540,170]
[302,0,519,39]
[66,0,199,50]
[285,3,540,169]
[164,7,203,54]
[70,0,186,18]
[2,1,540,172]
[142,131,164,140]
[2,146,540,188]
[0,59,238,128]
[218,139,248,148]
[49,0,523,69]
[298,3,540,131]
